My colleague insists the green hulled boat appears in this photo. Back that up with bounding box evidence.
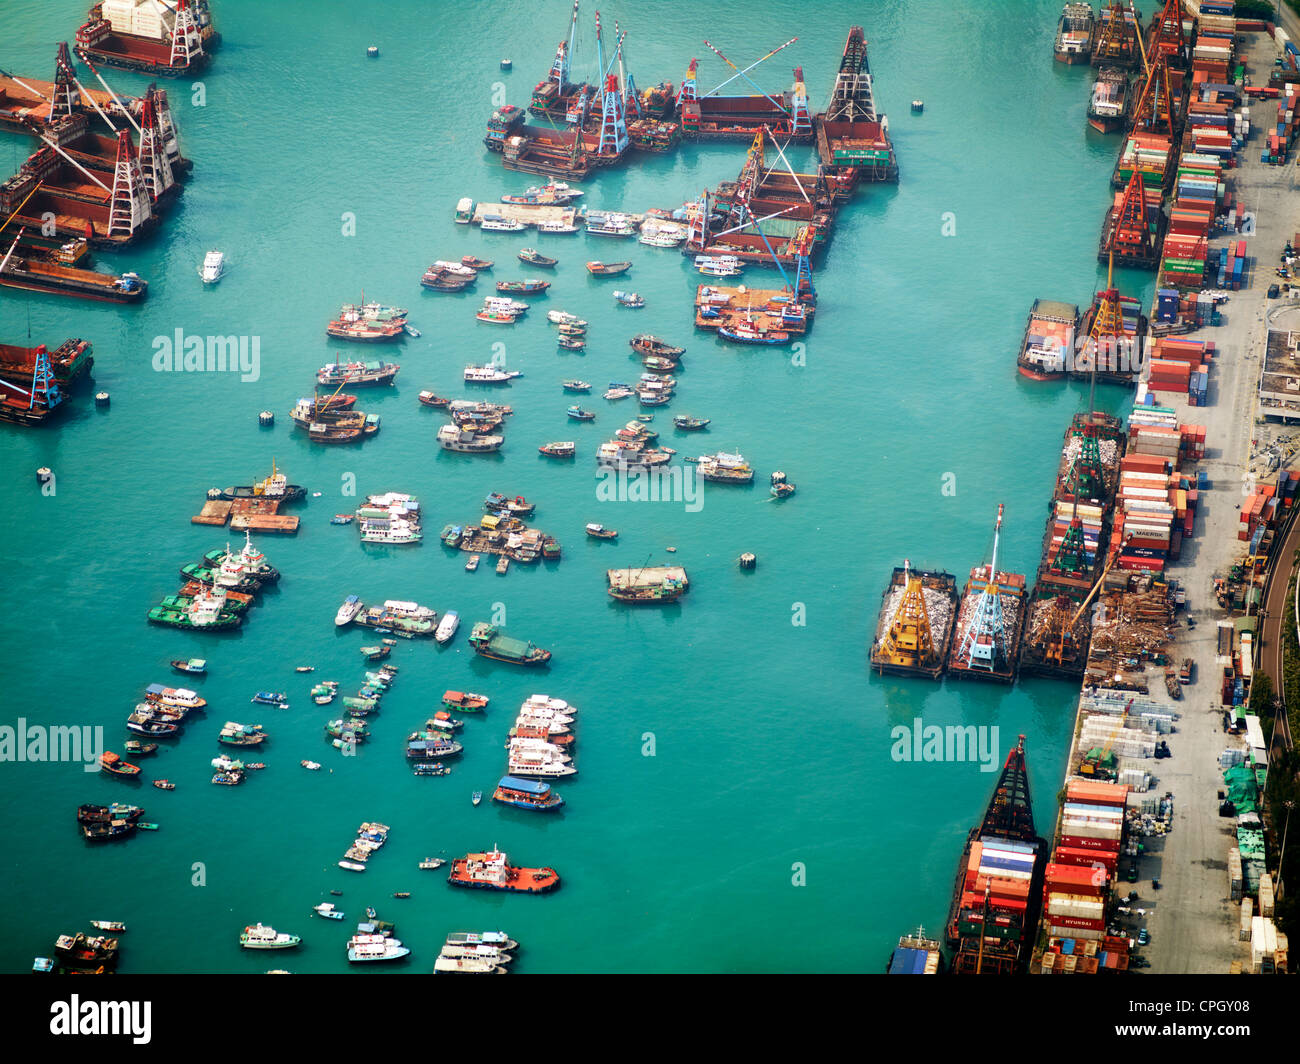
[468,622,552,666]
[180,562,263,594]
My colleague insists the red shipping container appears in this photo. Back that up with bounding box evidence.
[1049,914,1107,931]
[1044,864,1108,895]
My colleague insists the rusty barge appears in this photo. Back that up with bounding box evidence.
[814,27,898,193]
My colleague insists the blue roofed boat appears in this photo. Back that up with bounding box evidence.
[492,774,566,811]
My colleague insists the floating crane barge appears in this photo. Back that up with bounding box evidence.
[814,26,898,193]
[869,562,959,680]
[944,505,1027,685]
[678,38,812,142]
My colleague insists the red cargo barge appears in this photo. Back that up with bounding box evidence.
[0,340,94,389]
[814,27,898,194]
[945,736,1047,975]
[447,847,559,893]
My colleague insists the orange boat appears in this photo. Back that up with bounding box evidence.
[443,690,489,712]
[447,847,559,894]
[99,752,141,777]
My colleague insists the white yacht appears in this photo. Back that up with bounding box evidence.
[199,250,225,284]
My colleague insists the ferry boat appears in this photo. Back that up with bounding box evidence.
[464,364,522,383]
[493,775,566,811]
[1054,3,1094,64]
[447,930,518,950]
[586,261,632,275]
[335,595,363,627]
[694,451,754,483]
[547,310,588,326]
[469,623,551,666]
[170,658,207,675]
[586,215,637,237]
[438,425,505,453]
[240,924,301,950]
[518,248,557,267]
[507,740,577,778]
[144,684,207,710]
[479,216,526,233]
[447,847,560,893]
[347,937,410,962]
[433,955,508,975]
[199,251,225,284]
[539,441,576,457]
[537,220,580,234]
[435,611,460,645]
[613,290,645,308]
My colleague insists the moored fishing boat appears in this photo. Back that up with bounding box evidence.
[495,279,550,294]
[461,256,494,270]
[586,261,632,275]
[313,903,345,920]
[557,337,586,351]
[123,740,157,755]
[585,523,617,539]
[547,311,588,326]
[630,335,683,358]
[567,406,595,420]
[443,689,489,711]
[606,566,689,604]
[613,290,645,308]
[418,391,450,408]
[1054,2,1094,64]
[317,358,400,387]
[539,441,576,457]
[170,658,207,675]
[517,248,557,267]
[250,691,288,707]
[673,415,710,431]
[98,752,141,777]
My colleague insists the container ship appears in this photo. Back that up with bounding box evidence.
[1016,300,1078,380]
[815,26,898,192]
[1054,3,1095,64]
[869,562,958,680]
[945,736,1047,975]
[75,0,213,78]
[943,505,1027,684]
[1087,68,1130,132]
[886,928,944,974]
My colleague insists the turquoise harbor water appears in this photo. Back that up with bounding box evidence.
[1,0,1154,973]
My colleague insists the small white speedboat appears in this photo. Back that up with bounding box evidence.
[200,250,225,284]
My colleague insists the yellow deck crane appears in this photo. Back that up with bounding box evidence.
[878,559,936,670]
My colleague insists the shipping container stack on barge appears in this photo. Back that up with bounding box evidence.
[1016,299,1078,380]
[1019,410,1126,680]
[678,38,811,143]
[1054,3,1095,65]
[814,27,898,194]
[868,562,958,680]
[75,0,217,79]
[944,505,1027,685]
[945,736,1047,975]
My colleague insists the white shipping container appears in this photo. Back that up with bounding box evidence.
[1241,897,1253,941]
[1047,924,1103,941]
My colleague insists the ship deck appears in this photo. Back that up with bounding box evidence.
[693,284,812,334]
[868,568,959,680]
[471,202,581,228]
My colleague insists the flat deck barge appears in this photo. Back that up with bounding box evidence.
[694,284,813,336]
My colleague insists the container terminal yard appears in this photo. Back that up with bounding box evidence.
[4,0,1300,1006]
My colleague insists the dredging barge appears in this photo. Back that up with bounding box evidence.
[869,563,959,680]
[813,27,898,191]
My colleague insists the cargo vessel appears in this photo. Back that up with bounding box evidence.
[469,623,552,665]
[1016,300,1078,380]
[1089,3,1142,70]
[0,350,64,427]
[945,736,1047,975]
[0,340,93,390]
[1073,263,1147,383]
[606,566,689,603]
[868,563,959,679]
[944,505,1027,684]
[76,0,211,77]
[886,928,945,974]
[814,27,898,193]
[1087,68,1129,133]
[447,847,560,893]
[0,233,146,303]
[1054,3,1095,64]
[679,49,813,143]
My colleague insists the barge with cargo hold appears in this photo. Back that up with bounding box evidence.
[814,27,898,191]
[945,736,1047,975]
[868,563,958,680]
[1016,300,1078,380]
